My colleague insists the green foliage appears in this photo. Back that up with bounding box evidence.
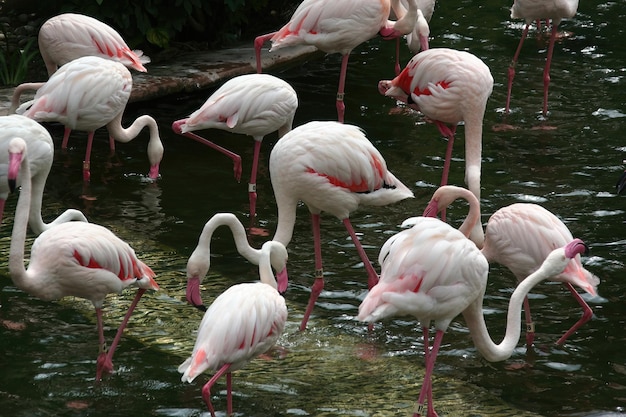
[0,33,39,86]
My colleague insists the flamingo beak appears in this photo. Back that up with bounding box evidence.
[423,199,439,217]
[276,267,289,295]
[186,276,207,312]
[8,152,22,193]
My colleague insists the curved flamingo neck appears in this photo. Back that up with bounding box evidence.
[8,147,35,294]
[9,82,45,114]
[271,192,298,248]
[462,247,573,362]
[258,242,282,290]
[105,113,164,167]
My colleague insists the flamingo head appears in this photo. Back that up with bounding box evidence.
[185,251,210,311]
[171,119,189,135]
[8,138,26,193]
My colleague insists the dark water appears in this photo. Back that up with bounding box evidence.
[1,0,625,416]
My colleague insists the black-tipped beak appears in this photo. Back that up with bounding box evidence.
[193,303,207,312]
[8,178,16,193]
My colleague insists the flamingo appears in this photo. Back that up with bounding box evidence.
[358,195,588,416]
[0,114,87,234]
[505,0,579,116]
[393,0,433,74]
[420,185,599,346]
[254,0,418,123]
[184,212,289,311]
[6,137,159,381]
[269,121,414,330]
[172,74,298,230]
[378,47,493,244]
[38,12,150,76]
[179,240,288,417]
[14,55,164,183]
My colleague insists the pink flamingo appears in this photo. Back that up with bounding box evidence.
[14,55,164,183]
[269,121,414,330]
[179,240,288,417]
[6,137,159,381]
[254,0,418,123]
[378,47,493,243]
[38,12,150,76]
[0,115,87,234]
[393,0,433,74]
[505,0,579,115]
[184,212,289,311]
[172,74,298,230]
[421,185,599,346]
[358,189,588,416]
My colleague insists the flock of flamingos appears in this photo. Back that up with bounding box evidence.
[0,0,603,416]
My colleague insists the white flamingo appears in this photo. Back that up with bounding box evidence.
[269,120,414,330]
[6,137,159,381]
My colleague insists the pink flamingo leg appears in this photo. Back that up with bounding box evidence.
[254,33,275,74]
[178,130,243,182]
[542,23,559,116]
[395,39,402,75]
[95,288,146,380]
[505,23,530,114]
[434,122,457,222]
[108,135,116,154]
[336,54,350,123]
[61,127,72,149]
[300,213,325,331]
[555,283,594,345]
[414,328,444,417]
[342,218,379,290]
[83,131,95,182]
[248,139,262,223]
[95,307,107,376]
[523,296,535,347]
[201,363,232,417]
[226,372,233,416]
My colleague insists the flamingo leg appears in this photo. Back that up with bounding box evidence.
[555,283,594,345]
[254,32,276,74]
[395,38,402,75]
[336,54,350,123]
[434,122,457,223]
[248,139,262,223]
[108,135,116,155]
[414,328,443,417]
[95,307,107,376]
[61,127,72,149]
[542,22,559,116]
[226,371,233,416]
[342,218,379,290]
[523,296,535,347]
[201,363,232,417]
[505,23,530,114]
[179,131,243,182]
[83,131,95,182]
[300,213,325,331]
[96,288,147,380]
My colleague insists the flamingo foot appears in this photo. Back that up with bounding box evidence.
[95,352,113,381]
[248,227,270,237]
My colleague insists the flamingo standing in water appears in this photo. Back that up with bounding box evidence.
[179,240,288,417]
[254,0,418,123]
[6,137,159,381]
[38,12,150,76]
[378,47,493,244]
[505,0,579,115]
[172,74,298,230]
[14,56,164,183]
[0,114,87,233]
[421,185,599,346]
[392,0,434,74]
[269,121,414,330]
[358,191,588,416]
[184,212,289,311]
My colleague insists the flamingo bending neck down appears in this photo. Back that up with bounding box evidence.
[269,120,414,330]
[378,48,493,244]
[421,185,599,346]
[179,240,288,417]
[15,55,164,182]
[171,74,298,232]
[184,212,289,311]
[505,0,579,116]
[254,0,418,123]
[38,12,150,76]
[358,194,588,416]
[393,1,433,74]
[7,137,159,381]
[0,115,87,234]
